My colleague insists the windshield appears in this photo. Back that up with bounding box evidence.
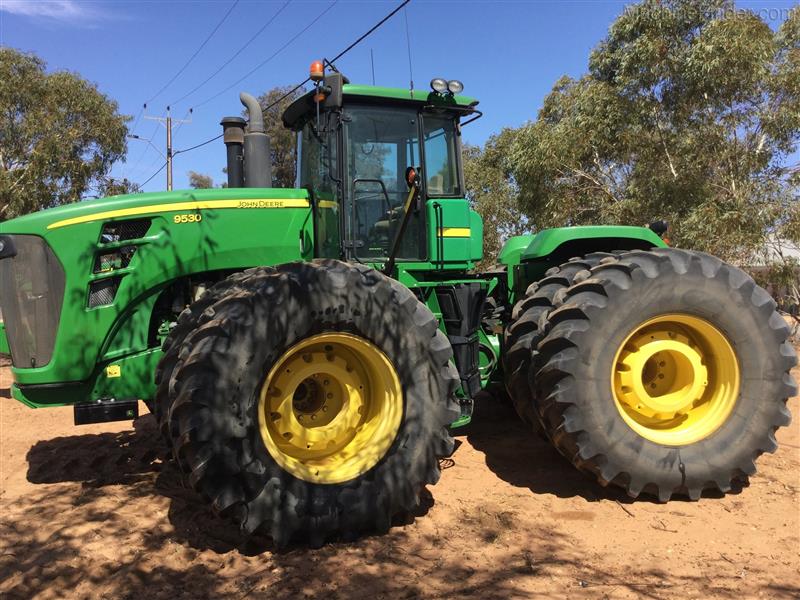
[346,105,422,260]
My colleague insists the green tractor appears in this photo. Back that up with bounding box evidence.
[0,67,795,547]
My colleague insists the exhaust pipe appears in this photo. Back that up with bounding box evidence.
[220,116,245,188]
[239,92,272,188]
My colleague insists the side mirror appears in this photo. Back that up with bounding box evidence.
[405,166,419,190]
[323,72,346,110]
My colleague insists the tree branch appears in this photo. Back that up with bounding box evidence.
[559,162,620,204]
[652,108,678,180]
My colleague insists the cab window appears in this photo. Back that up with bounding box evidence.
[423,115,460,197]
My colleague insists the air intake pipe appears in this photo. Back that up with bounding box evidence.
[220,116,245,188]
[239,92,272,188]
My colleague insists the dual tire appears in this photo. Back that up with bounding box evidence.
[507,248,796,500]
[503,253,618,431]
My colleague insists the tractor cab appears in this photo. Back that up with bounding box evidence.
[281,68,482,270]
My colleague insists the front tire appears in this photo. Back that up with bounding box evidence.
[158,260,459,546]
[534,248,796,501]
[154,268,266,445]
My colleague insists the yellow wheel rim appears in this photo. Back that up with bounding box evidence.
[257,333,403,484]
[611,314,740,446]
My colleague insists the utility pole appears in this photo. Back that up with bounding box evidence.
[166,113,173,190]
[144,107,191,191]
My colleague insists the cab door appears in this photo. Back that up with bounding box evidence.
[297,114,342,259]
[343,104,425,262]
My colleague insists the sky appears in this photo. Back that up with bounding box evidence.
[0,0,796,193]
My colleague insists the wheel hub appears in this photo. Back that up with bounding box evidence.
[258,333,403,484]
[616,330,708,419]
[612,314,740,446]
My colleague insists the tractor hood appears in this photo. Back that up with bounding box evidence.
[0,186,314,401]
[0,187,309,236]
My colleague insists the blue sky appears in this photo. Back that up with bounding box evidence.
[0,0,796,192]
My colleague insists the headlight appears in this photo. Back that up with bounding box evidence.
[430,78,448,93]
[447,80,464,94]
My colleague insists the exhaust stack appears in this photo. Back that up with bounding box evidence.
[220,116,245,188]
[239,92,272,188]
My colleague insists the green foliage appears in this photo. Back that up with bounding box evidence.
[507,1,799,264]
[254,86,305,188]
[0,48,129,220]
[95,177,139,197]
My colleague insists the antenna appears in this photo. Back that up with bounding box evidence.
[403,6,414,97]
[370,48,376,85]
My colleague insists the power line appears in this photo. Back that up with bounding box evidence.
[173,133,223,157]
[125,3,235,147]
[174,0,411,158]
[126,117,163,179]
[146,0,240,105]
[169,0,291,108]
[140,161,168,188]
[328,0,410,67]
[129,104,145,135]
[193,0,339,109]
[261,0,411,114]
[261,80,310,114]
[173,108,193,136]
[144,110,192,190]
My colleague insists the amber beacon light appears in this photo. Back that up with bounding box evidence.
[310,60,325,82]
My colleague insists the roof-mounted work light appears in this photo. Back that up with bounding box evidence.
[430,78,448,94]
[430,78,464,96]
[447,80,464,94]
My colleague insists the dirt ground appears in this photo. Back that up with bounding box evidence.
[1,356,798,600]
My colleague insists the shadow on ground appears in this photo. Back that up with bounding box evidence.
[2,410,574,600]
[460,391,742,503]
[0,394,787,599]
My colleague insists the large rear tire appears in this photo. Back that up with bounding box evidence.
[503,253,617,431]
[157,260,459,546]
[534,248,796,500]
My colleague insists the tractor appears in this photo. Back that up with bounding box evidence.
[0,65,795,548]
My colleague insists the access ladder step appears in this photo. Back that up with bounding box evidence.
[74,398,138,425]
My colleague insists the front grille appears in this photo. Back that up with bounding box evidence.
[88,277,121,308]
[93,246,137,273]
[100,219,151,243]
[0,235,66,368]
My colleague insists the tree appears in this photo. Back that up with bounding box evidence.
[463,131,530,267]
[95,177,139,197]
[508,1,800,264]
[0,48,129,220]
[254,86,305,187]
[188,170,214,189]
